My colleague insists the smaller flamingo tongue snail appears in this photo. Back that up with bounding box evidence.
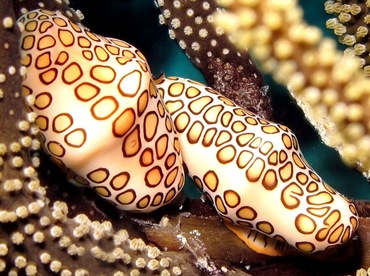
[18,9,358,256]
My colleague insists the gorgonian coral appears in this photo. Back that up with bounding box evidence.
[214,0,370,179]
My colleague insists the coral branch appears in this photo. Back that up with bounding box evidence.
[214,0,370,178]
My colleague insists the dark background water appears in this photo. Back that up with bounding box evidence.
[69,0,370,200]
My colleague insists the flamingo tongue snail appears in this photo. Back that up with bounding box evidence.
[18,9,185,213]
[18,9,358,256]
[155,75,359,255]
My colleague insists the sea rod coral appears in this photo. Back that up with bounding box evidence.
[213,0,370,179]
[156,0,273,120]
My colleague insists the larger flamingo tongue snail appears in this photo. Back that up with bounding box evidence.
[18,9,358,256]
[18,9,185,213]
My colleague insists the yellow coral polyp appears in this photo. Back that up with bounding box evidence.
[215,0,370,177]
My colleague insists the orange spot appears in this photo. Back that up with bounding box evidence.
[65,128,86,147]
[224,190,240,208]
[94,45,109,61]
[282,133,293,149]
[292,152,306,169]
[137,196,150,209]
[215,195,227,214]
[165,167,179,188]
[145,166,163,188]
[257,221,274,234]
[307,207,330,218]
[122,125,141,157]
[203,105,223,124]
[140,148,154,167]
[166,100,184,115]
[306,182,318,192]
[189,96,213,114]
[155,134,169,159]
[105,44,120,55]
[203,170,219,192]
[307,192,334,205]
[217,145,236,164]
[78,36,91,48]
[236,133,254,147]
[113,108,136,137]
[87,168,109,183]
[94,186,111,197]
[245,117,257,125]
[168,82,184,96]
[53,113,73,133]
[259,142,273,155]
[295,214,317,234]
[281,183,303,209]
[137,91,149,116]
[122,50,135,58]
[118,70,142,97]
[186,86,201,98]
[246,158,265,182]
[215,130,232,146]
[39,68,57,85]
[262,169,278,190]
[187,121,204,144]
[328,224,344,244]
[56,51,69,65]
[35,52,51,69]
[110,172,130,190]
[59,29,74,46]
[279,161,293,181]
[174,112,190,133]
[144,112,159,141]
[202,128,217,147]
[62,62,82,84]
[237,150,253,169]
[116,189,136,205]
[75,82,100,101]
[268,150,278,165]
[151,193,164,207]
[221,111,233,127]
[53,17,67,27]
[165,153,177,170]
[35,116,48,131]
[297,172,308,185]
[218,96,235,106]
[37,35,55,50]
[90,96,118,120]
[34,92,52,109]
[262,125,279,134]
[22,35,35,50]
[164,188,177,203]
[47,141,65,157]
[231,121,246,133]
[236,206,257,220]
[91,65,116,83]
[296,242,315,253]
[39,21,53,33]
[21,54,31,67]
[249,137,262,148]
[83,50,93,60]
